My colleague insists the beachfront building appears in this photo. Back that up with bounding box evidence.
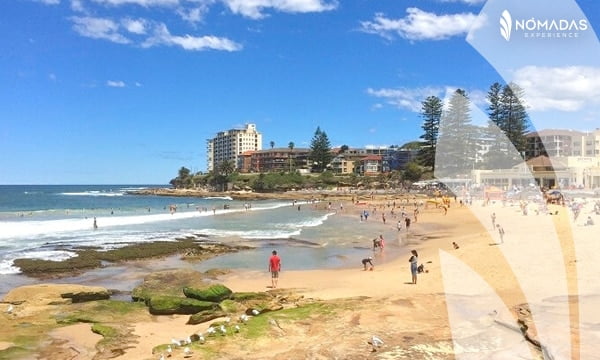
[473,155,600,189]
[248,148,311,173]
[525,129,600,158]
[207,124,262,172]
[359,155,386,176]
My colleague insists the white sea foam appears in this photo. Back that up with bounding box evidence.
[0,202,291,240]
[204,196,233,201]
[0,249,77,275]
[194,228,302,239]
[59,191,124,197]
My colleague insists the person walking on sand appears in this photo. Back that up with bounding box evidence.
[409,250,419,284]
[405,217,411,232]
[491,212,496,228]
[497,224,505,244]
[268,250,281,288]
[362,257,374,271]
[378,234,385,251]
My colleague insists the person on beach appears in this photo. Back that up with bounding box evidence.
[497,224,505,244]
[413,208,419,223]
[378,235,385,251]
[409,250,418,284]
[93,217,98,230]
[382,213,386,224]
[397,220,402,232]
[362,257,374,271]
[268,250,282,288]
[372,238,380,250]
[491,212,496,228]
[405,217,411,232]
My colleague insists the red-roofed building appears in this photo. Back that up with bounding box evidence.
[360,155,384,176]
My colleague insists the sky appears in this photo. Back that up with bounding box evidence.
[1,0,599,184]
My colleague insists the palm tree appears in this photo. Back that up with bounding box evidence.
[270,141,275,149]
[217,160,235,176]
[288,141,295,172]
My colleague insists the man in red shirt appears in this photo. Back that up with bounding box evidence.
[268,250,281,288]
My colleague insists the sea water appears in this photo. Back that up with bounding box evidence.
[0,185,403,296]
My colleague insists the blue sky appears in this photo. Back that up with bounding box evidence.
[1,0,599,184]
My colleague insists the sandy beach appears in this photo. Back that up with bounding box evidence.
[3,193,597,359]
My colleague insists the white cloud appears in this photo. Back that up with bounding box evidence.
[177,2,213,24]
[368,86,488,114]
[142,23,242,51]
[135,82,143,87]
[107,80,126,87]
[512,66,600,112]
[48,73,57,81]
[367,86,445,112]
[221,0,337,19]
[70,0,85,11]
[91,0,179,6]
[360,8,485,41]
[37,0,60,4]
[71,16,131,44]
[122,18,147,34]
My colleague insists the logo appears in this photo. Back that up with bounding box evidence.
[499,9,589,41]
[500,10,512,41]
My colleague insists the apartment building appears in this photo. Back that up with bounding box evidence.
[206,124,262,172]
[239,148,311,173]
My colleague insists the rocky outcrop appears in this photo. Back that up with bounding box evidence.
[148,296,218,315]
[183,284,233,303]
[131,269,206,303]
[2,284,110,306]
[187,310,227,325]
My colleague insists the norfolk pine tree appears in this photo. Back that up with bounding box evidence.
[309,127,333,172]
[418,96,443,169]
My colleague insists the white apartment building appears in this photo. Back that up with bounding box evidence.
[526,129,600,158]
[207,124,262,172]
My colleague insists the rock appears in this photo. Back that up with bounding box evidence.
[131,269,206,303]
[2,284,110,306]
[245,303,283,316]
[219,299,240,313]
[148,296,218,315]
[232,292,272,302]
[187,310,227,325]
[183,284,233,303]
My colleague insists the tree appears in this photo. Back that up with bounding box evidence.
[436,89,476,178]
[501,82,529,155]
[213,160,236,191]
[418,96,443,169]
[340,144,349,153]
[169,166,192,188]
[288,141,295,172]
[483,82,530,168]
[270,141,275,149]
[403,161,424,182]
[217,160,235,176]
[309,127,333,172]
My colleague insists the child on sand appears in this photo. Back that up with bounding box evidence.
[362,257,374,271]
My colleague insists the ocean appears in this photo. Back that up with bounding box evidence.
[0,185,403,296]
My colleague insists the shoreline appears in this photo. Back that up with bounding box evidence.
[4,195,586,358]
